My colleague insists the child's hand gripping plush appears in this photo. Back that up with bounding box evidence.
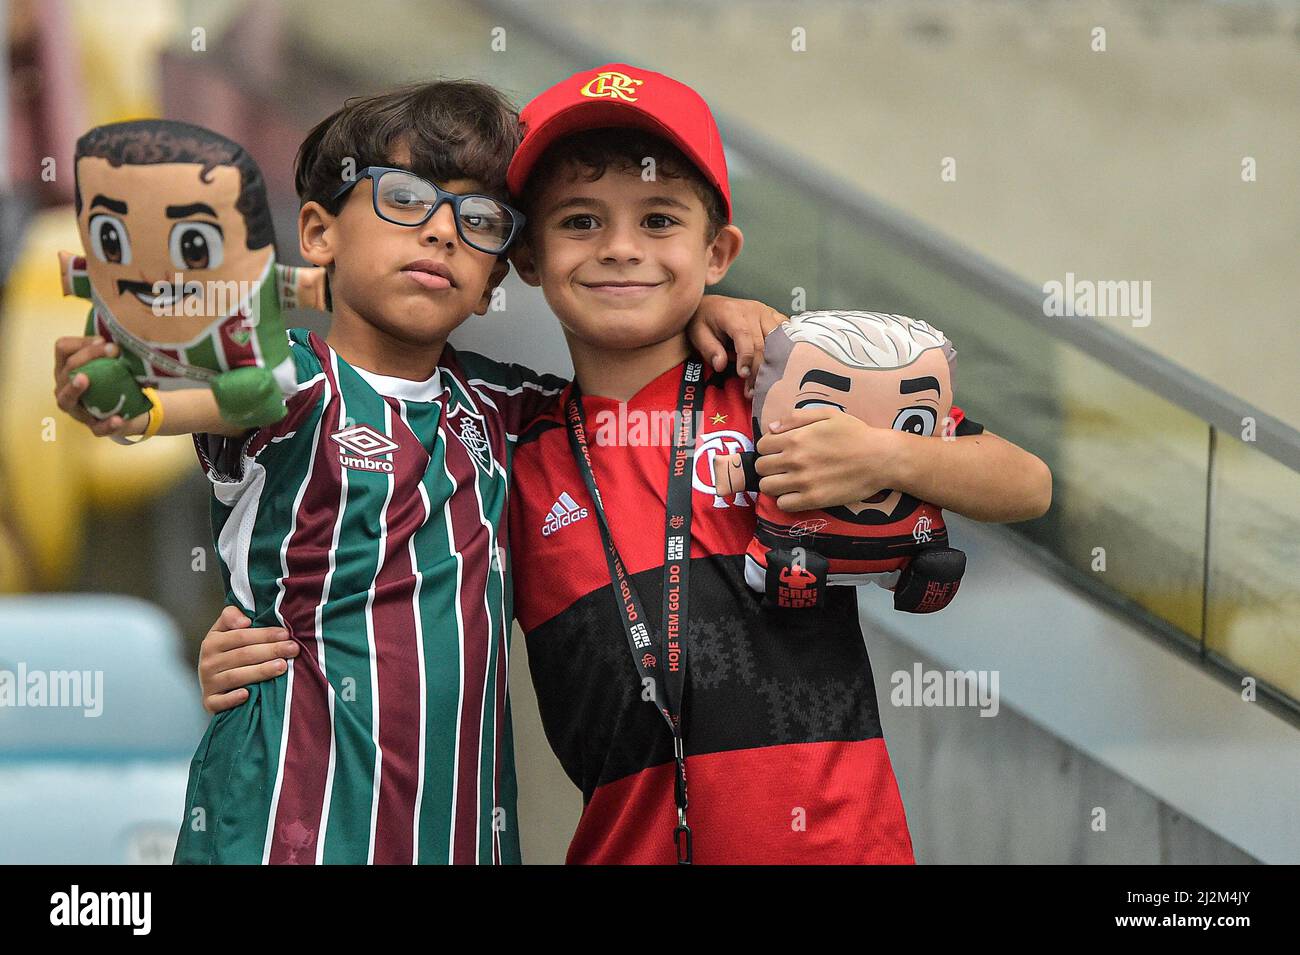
[713,310,967,613]
[59,119,327,434]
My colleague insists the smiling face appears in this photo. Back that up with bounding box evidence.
[75,156,273,342]
[761,341,953,517]
[302,140,507,348]
[517,163,738,351]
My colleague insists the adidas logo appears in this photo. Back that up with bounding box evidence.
[542,491,588,537]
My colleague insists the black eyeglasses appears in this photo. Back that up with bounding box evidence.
[332,166,525,255]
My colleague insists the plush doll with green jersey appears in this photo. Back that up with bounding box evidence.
[60,119,327,428]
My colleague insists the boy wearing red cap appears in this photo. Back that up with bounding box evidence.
[499,64,1050,863]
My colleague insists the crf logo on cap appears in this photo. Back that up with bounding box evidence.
[580,70,643,102]
[332,424,398,473]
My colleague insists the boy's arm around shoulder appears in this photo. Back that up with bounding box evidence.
[454,350,570,437]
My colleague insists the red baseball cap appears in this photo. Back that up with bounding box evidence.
[507,63,732,221]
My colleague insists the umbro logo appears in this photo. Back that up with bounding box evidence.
[542,491,588,537]
[331,424,398,473]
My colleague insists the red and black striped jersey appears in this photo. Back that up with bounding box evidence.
[510,357,982,864]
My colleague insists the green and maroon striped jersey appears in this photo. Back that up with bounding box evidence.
[176,327,566,864]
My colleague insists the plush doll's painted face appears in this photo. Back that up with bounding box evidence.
[760,341,953,435]
[759,339,953,520]
[75,156,273,342]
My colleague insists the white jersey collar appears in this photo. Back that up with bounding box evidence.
[350,363,443,403]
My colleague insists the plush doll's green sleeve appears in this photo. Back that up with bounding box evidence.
[60,119,327,428]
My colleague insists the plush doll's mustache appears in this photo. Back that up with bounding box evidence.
[116,277,199,308]
[116,278,160,297]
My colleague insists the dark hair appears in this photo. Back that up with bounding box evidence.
[295,80,521,213]
[73,119,275,250]
[519,127,727,240]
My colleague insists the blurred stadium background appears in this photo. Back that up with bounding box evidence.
[1,0,1296,864]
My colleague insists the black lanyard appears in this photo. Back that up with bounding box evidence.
[564,357,703,865]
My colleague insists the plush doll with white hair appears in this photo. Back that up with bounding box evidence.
[713,310,968,612]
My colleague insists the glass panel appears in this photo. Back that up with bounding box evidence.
[1206,433,1300,700]
[720,159,825,309]
[253,0,1299,705]
[1043,348,1209,637]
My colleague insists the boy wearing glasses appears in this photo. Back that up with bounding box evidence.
[52,81,768,864]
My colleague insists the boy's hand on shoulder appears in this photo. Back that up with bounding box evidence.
[53,335,148,438]
[755,407,906,512]
[198,606,299,714]
[687,295,788,397]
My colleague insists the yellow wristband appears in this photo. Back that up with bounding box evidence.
[115,387,164,445]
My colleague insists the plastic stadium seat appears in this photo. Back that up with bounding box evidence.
[0,595,207,863]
